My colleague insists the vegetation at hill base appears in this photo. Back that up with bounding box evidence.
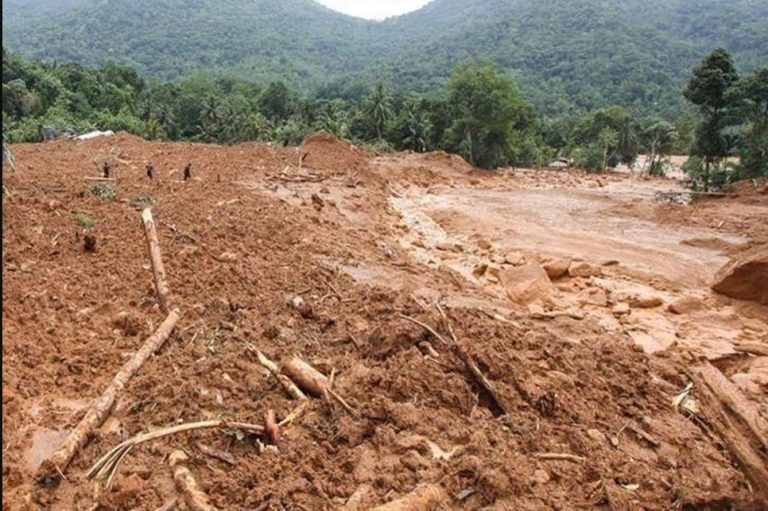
[2,47,767,185]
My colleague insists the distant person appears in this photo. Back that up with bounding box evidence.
[183,163,192,181]
[102,162,111,178]
[146,162,154,180]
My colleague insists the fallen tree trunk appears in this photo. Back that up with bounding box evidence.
[142,207,171,313]
[37,308,181,486]
[692,362,768,500]
[281,356,328,397]
[371,484,447,511]
[733,342,768,357]
[169,451,218,511]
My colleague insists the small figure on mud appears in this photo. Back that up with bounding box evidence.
[146,162,154,180]
[102,162,111,179]
[183,163,192,181]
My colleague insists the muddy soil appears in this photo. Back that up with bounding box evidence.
[2,133,767,510]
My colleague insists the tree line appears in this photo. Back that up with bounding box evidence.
[2,48,766,186]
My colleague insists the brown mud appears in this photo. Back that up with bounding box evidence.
[3,132,767,509]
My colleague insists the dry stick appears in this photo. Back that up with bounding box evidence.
[264,409,282,450]
[413,305,510,416]
[371,484,448,511]
[169,450,218,511]
[142,207,171,314]
[87,420,264,484]
[37,309,181,486]
[535,452,587,463]
[252,349,308,400]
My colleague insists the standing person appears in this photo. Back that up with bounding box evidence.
[183,163,192,181]
[102,162,111,178]
[146,162,154,180]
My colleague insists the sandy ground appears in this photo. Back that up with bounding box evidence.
[2,133,767,509]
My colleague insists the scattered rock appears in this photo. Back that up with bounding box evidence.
[311,193,325,211]
[543,258,571,280]
[667,297,705,315]
[577,287,607,307]
[501,263,558,305]
[712,246,768,305]
[630,295,663,308]
[503,252,525,266]
[472,263,488,278]
[612,302,631,316]
[586,429,608,444]
[436,241,463,253]
[568,261,601,278]
[476,239,493,251]
[411,239,426,249]
[218,251,239,262]
[532,469,550,485]
[83,234,97,252]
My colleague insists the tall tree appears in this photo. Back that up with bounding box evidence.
[641,117,678,175]
[683,48,740,190]
[445,60,537,169]
[731,67,768,179]
[362,84,394,141]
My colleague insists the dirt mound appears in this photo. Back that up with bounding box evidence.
[3,135,767,509]
[712,245,768,305]
[726,178,768,198]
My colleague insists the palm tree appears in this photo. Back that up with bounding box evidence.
[402,105,432,152]
[363,84,394,140]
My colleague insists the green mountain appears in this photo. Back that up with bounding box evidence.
[3,0,767,116]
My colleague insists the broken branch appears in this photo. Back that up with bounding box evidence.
[251,348,308,400]
[88,419,264,485]
[169,450,218,511]
[142,207,171,313]
[689,363,768,498]
[264,409,282,449]
[534,452,586,463]
[281,356,329,397]
[37,309,181,486]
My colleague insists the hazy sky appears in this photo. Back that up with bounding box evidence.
[316,0,433,20]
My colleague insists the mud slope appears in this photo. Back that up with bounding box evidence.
[3,133,767,509]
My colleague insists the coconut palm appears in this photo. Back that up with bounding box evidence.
[362,84,394,140]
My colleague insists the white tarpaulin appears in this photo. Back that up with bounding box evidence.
[75,130,115,141]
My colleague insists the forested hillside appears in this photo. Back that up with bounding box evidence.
[3,0,767,117]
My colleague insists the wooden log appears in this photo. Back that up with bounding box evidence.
[169,451,218,511]
[281,356,328,397]
[253,349,307,400]
[37,308,181,486]
[142,207,170,313]
[692,362,768,500]
[733,342,768,357]
[371,484,447,511]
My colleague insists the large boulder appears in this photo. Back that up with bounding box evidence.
[501,263,557,305]
[543,258,571,280]
[712,246,768,305]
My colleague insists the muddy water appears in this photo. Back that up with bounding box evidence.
[393,185,745,287]
[389,180,763,364]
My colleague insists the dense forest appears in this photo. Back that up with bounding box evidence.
[3,0,767,117]
[3,47,766,187]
